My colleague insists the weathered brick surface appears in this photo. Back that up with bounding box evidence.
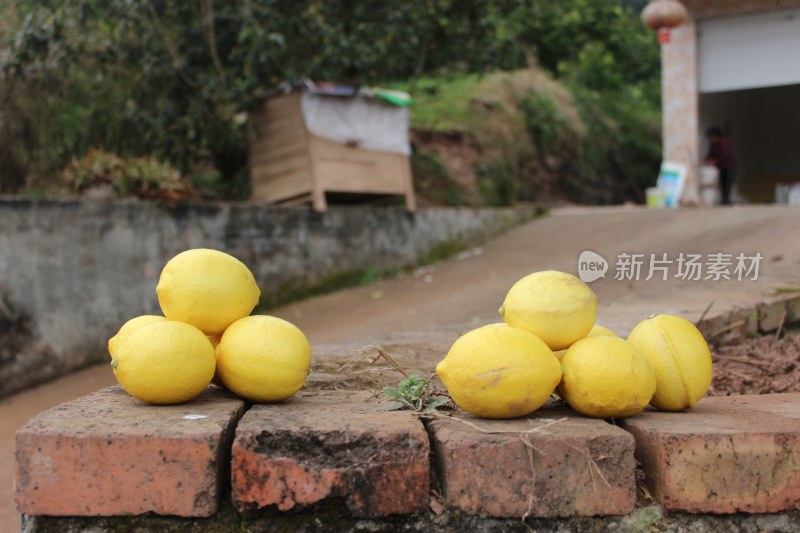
[15,386,244,517]
[620,393,800,513]
[231,390,429,517]
[758,298,788,332]
[785,295,800,324]
[430,406,636,518]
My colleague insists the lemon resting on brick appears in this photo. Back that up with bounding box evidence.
[436,323,562,419]
[216,315,312,403]
[110,320,216,405]
[107,314,167,357]
[559,336,656,418]
[626,314,713,411]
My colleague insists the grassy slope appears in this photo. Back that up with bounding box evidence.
[387,74,484,133]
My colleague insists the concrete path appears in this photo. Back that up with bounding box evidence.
[2,205,799,529]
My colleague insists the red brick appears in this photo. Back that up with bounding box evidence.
[785,295,800,324]
[620,393,800,513]
[231,390,429,517]
[429,406,636,518]
[15,386,244,517]
[758,298,788,332]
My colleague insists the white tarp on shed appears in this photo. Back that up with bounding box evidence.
[300,91,411,156]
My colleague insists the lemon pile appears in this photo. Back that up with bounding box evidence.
[108,248,311,405]
[436,270,712,419]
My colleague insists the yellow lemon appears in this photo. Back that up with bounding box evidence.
[500,270,597,350]
[216,315,311,402]
[559,336,656,418]
[207,334,222,349]
[107,315,167,356]
[588,324,618,338]
[110,321,215,404]
[626,314,712,411]
[156,248,260,335]
[207,334,225,388]
[553,323,618,361]
[435,323,562,419]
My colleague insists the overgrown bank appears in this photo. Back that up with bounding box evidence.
[406,66,661,207]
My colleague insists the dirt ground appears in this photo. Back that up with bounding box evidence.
[711,328,800,396]
[1,205,799,530]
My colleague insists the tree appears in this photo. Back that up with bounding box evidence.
[1,0,658,194]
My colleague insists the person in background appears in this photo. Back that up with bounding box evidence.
[704,126,735,205]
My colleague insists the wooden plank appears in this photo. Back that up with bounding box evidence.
[249,133,309,161]
[273,193,313,207]
[248,141,308,167]
[257,93,302,121]
[251,170,311,203]
[308,136,407,193]
[251,153,311,181]
[248,92,316,205]
[401,157,417,211]
[315,161,407,194]
[249,112,306,141]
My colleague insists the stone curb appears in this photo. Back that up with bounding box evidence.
[231,390,430,517]
[13,293,800,528]
[15,387,244,517]
[429,406,636,517]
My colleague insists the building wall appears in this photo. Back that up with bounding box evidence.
[683,0,800,19]
[660,0,800,202]
[661,18,700,199]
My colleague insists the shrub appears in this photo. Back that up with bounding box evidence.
[410,151,463,206]
[62,150,193,201]
[475,159,518,207]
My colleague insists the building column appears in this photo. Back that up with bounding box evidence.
[661,16,700,202]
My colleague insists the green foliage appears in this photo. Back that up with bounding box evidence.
[1,0,660,199]
[563,49,662,203]
[461,61,661,206]
[475,159,519,207]
[494,0,660,93]
[2,0,496,193]
[410,151,463,206]
[383,376,450,413]
[522,92,567,156]
[389,74,483,133]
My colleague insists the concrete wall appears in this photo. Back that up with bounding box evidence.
[0,200,534,398]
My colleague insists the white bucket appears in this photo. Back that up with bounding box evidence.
[700,187,719,206]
